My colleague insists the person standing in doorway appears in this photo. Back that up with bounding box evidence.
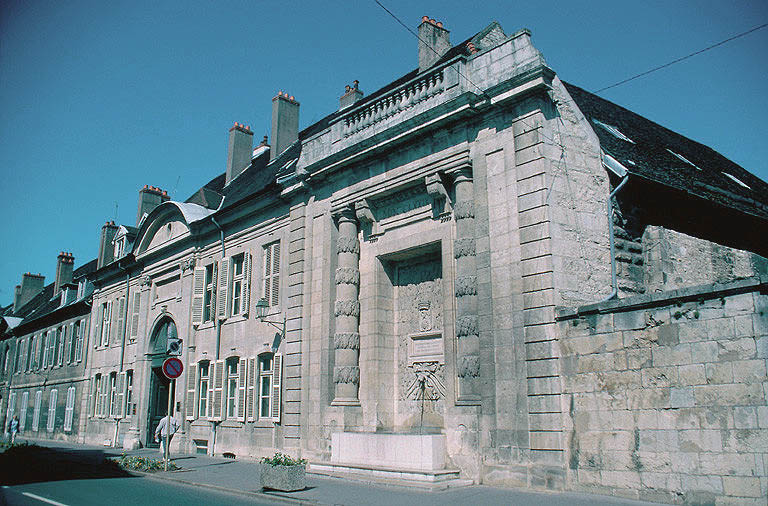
[154,411,180,455]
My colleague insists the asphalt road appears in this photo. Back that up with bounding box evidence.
[1,478,279,505]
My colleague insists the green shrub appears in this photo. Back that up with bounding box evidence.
[113,452,178,472]
[260,452,306,467]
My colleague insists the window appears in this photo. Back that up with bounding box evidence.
[113,237,125,260]
[100,301,113,347]
[38,333,46,370]
[92,374,102,417]
[56,327,65,367]
[46,330,55,368]
[108,372,117,417]
[129,292,141,341]
[7,391,16,423]
[226,358,239,419]
[19,391,28,431]
[258,356,273,419]
[32,391,42,431]
[26,335,35,372]
[47,389,57,432]
[74,320,84,362]
[198,362,209,418]
[67,323,76,364]
[3,347,9,374]
[263,242,280,307]
[15,339,24,374]
[124,370,133,416]
[204,264,215,322]
[231,253,245,315]
[64,387,76,431]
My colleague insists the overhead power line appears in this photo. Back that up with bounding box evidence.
[595,22,768,93]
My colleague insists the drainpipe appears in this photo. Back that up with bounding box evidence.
[113,261,131,447]
[210,216,226,455]
[600,167,629,302]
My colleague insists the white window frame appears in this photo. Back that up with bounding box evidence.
[225,358,239,419]
[203,264,215,323]
[56,326,65,367]
[198,362,210,419]
[19,391,29,431]
[108,372,117,417]
[258,355,273,420]
[74,320,84,362]
[124,370,133,416]
[231,253,246,316]
[64,386,76,431]
[101,301,113,347]
[32,390,42,431]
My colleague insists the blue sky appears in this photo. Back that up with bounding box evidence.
[1,0,766,305]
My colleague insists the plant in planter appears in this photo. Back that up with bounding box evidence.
[259,452,307,492]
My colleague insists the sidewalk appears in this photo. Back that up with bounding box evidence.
[15,438,664,506]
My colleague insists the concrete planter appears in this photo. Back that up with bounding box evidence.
[259,463,306,492]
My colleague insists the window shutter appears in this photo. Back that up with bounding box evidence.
[107,300,116,345]
[74,322,83,362]
[64,387,75,431]
[207,361,216,418]
[88,376,96,417]
[210,262,218,317]
[246,357,256,422]
[115,372,125,419]
[32,390,42,431]
[238,359,247,421]
[241,253,252,315]
[20,391,28,431]
[191,267,205,325]
[217,258,230,319]
[57,328,65,366]
[67,323,74,364]
[130,292,141,339]
[263,246,271,304]
[117,297,126,342]
[186,363,197,421]
[47,331,55,368]
[271,243,280,306]
[47,389,57,432]
[271,353,282,423]
[212,359,224,421]
[20,339,27,372]
[94,305,102,348]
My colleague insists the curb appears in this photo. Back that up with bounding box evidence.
[136,469,320,505]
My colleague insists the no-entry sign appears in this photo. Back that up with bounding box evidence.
[162,357,184,379]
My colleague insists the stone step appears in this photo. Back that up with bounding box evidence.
[308,461,474,491]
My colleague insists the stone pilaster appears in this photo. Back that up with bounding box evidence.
[332,206,361,406]
[452,167,480,401]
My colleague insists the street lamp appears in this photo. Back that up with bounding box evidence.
[255,298,285,343]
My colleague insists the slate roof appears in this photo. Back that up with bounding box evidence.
[8,259,97,328]
[564,82,768,220]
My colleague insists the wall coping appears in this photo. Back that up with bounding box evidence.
[556,275,768,321]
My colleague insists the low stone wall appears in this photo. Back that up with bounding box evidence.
[557,277,767,504]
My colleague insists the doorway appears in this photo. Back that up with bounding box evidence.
[145,317,178,447]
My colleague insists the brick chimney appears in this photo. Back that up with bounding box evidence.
[418,16,451,72]
[226,122,254,185]
[97,221,119,269]
[13,272,45,312]
[136,185,170,227]
[270,91,299,161]
[54,251,75,294]
[339,80,364,110]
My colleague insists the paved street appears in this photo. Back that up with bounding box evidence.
[0,439,666,506]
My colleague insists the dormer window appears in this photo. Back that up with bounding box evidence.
[113,237,125,260]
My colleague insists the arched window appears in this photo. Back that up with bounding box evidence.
[151,318,177,355]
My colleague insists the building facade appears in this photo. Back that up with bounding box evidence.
[4,17,768,504]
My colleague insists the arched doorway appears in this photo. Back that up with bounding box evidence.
[146,317,178,447]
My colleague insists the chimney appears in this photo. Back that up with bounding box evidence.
[270,91,299,161]
[13,272,45,312]
[97,221,119,269]
[418,16,451,72]
[54,251,75,294]
[136,185,170,227]
[226,122,254,185]
[339,80,364,110]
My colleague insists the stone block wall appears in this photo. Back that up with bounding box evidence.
[557,277,768,504]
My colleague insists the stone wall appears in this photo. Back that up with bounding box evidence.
[557,277,768,504]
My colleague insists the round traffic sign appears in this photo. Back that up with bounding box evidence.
[162,357,184,379]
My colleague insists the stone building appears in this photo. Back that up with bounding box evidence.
[0,254,95,442]
[5,16,768,504]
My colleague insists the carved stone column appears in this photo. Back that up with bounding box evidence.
[452,167,480,400]
[332,206,361,406]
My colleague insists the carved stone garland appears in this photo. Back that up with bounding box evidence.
[452,167,480,400]
[331,206,362,406]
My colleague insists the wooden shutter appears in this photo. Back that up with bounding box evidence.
[107,300,116,345]
[64,387,75,431]
[241,253,252,315]
[47,389,57,432]
[115,372,125,419]
[217,258,230,319]
[271,243,280,306]
[57,328,65,366]
[185,363,197,421]
[32,390,42,431]
[238,359,247,421]
[130,292,141,338]
[212,359,224,421]
[191,267,205,325]
[20,339,27,372]
[93,305,102,348]
[88,376,96,417]
[207,361,216,418]
[263,246,271,304]
[47,331,55,367]
[66,323,73,363]
[116,297,126,343]
[210,263,218,318]
[246,357,256,421]
[271,353,282,423]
